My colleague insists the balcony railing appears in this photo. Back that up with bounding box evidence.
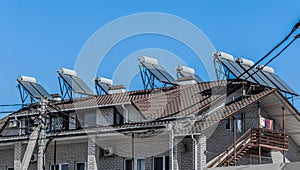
[251,128,289,151]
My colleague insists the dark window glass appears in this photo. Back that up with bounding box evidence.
[76,163,85,170]
[154,157,163,170]
[125,159,133,170]
[165,156,169,170]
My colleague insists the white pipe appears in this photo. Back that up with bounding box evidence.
[192,135,198,170]
[121,104,129,123]
[14,116,22,136]
[171,127,174,170]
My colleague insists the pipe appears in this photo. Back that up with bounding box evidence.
[171,126,174,170]
[14,116,22,136]
[121,104,129,123]
[192,135,198,170]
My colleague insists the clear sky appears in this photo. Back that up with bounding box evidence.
[0,0,300,118]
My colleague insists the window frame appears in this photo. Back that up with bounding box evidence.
[50,163,69,170]
[124,158,145,170]
[75,162,87,170]
[152,156,169,170]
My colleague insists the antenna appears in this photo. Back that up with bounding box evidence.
[138,56,178,89]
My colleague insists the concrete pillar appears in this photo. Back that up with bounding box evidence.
[14,142,22,170]
[88,136,98,170]
[193,135,206,170]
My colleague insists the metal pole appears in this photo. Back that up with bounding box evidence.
[171,128,174,170]
[54,140,57,170]
[258,102,261,164]
[132,133,134,170]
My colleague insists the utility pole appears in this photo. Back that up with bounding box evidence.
[38,98,48,170]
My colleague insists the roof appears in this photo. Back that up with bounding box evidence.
[0,80,287,132]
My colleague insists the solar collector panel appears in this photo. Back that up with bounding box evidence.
[153,65,177,85]
[272,74,297,95]
[19,81,43,98]
[142,63,173,84]
[73,76,94,95]
[238,64,270,87]
[31,83,53,99]
[60,74,86,94]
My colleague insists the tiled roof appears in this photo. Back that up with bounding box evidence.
[0,81,276,130]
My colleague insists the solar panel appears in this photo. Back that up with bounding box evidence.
[60,74,86,94]
[72,76,94,95]
[175,66,203,83]
[237,64,270,87]
[95,82,110,94]
[271,74,297,95]
[153,65,178,85]
[142,63,177,85]
[220,60,256,83]
[19,81,43,98]
[31,83,53,99]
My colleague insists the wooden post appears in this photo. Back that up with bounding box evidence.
[258,102,261,164]
[282,107,286,163]
[233,116,236,166]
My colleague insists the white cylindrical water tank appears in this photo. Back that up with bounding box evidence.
[236,58,255,67]
[257,65,275,74]
[175,65,195,75]
[212,51,235,61]
[57,68,78,76]
[17,75,37,83]
[138,56,159,65]
[95,77,113,86]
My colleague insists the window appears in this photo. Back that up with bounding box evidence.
[137,159,145,170]
[236,113,245,133]
[50,163,68,170]
[76,162,86,170]
[125,159,133,170]
[153,156,169,170]
[124,158,145,170]
[225,117,233,131]
[114,108,124,125]
[51,116,65,131]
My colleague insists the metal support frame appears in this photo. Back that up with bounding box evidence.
[58,76,72,100]
[18,84,36,105]
[214,59,227,81]
[95,83,109,95]
[139,65,165,89]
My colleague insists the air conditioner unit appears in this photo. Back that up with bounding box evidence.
[8,120,18,128]
[104,147,114,157]
[30,154,38,162]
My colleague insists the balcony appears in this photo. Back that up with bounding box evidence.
[208,128,288,168]
[250,128,288,151]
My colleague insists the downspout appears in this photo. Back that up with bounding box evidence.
[14,116,22,135]
[192,135,198,170]
[170,125,174,170]
[121,104,129,123]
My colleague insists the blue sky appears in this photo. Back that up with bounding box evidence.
[0,1,300,118]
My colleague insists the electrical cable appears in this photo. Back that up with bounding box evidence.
[244,34,300,81]
[237,20,300,80]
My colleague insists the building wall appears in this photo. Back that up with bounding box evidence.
[206,104,259,163]
[0,147,14,169]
